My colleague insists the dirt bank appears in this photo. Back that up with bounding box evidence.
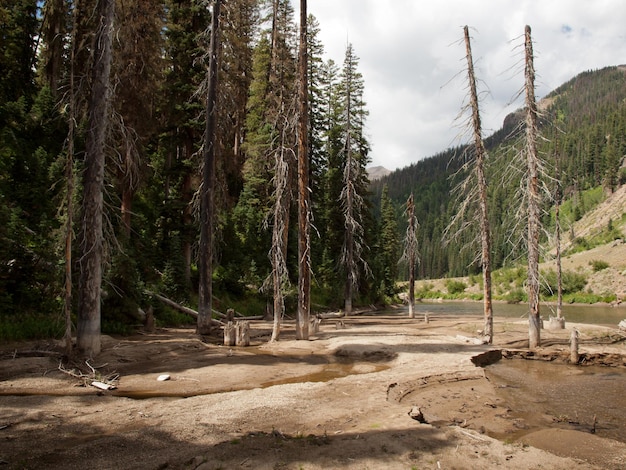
[1,312,625,469]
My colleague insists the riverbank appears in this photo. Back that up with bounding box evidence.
[1,313,625,469]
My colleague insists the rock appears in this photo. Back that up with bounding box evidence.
[618,319,626,331]
[408,406,427,423]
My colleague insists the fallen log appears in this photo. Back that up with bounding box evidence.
[146,291,223,326]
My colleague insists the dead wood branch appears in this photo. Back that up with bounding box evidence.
[146,291,224,326]
[8,350,62,359]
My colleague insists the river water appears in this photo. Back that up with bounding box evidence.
[485,359,626,444]
[394,300,626,326]
[396,301,626,444]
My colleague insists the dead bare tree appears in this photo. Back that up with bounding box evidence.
[445,26,493,342]
[77,0,116,357]
[400,193,419,319]
[268,145,291,341]
[549,138,566,329]
[296,0,311,340]
[554,146,564,324]
[339,45,369,316]
[63,1,80,357]
[524,25,542,349]
[198,0,222,336]
[464,26,493,343]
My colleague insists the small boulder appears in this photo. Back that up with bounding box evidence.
[408,406,427,424]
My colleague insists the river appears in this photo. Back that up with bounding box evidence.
[399,300,625,326]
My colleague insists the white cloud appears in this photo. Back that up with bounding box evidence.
[294,0,626,170]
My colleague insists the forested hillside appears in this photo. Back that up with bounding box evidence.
[0,1,390,343]
[1,1,625,344]
[371,65,626,280]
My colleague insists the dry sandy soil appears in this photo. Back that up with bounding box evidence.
[1,310,626,470]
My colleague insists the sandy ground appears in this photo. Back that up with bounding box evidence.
[1,309,626,470]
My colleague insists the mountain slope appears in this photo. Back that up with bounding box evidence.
[370,65,626,280]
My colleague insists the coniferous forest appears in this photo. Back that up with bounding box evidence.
[1,1,626,346]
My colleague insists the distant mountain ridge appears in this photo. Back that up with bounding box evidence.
[367,165,391,181]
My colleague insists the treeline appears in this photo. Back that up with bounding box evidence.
[371,66,626,279]
[2,1,625,342]
[0,0,401,340]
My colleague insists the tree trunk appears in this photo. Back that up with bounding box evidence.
[182,168,193,287]
[554,142,564,323]
[404,193,417,319]
[64,1,79,357]
[77,0,115,357]
[524,25,542,349]
[344,69,354,317]
[270,151,289,341]
[198,0,221,335]
[296,0,310,340]
[464,26,493,344]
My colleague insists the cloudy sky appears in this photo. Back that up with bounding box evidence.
[293,0,626,170]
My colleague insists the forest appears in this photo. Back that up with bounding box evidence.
[1,1,626,351]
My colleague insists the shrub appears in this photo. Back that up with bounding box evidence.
[445,279,466,294]
[502,289,526,303]
[540,269,587,296]
[590,259,609,272]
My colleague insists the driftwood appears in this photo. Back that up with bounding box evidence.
[58,360,118,389]
[214,310,264,321]
[146,291,223,326]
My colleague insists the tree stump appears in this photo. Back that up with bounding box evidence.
[310,317,321,334]
[223,321,236,346]
[235,321,250,346]
[548,315,565,330]
[226,308,235,323]
[144,306,155,333]
[570,328,579,364]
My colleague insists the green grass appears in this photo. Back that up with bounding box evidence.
[0,313,65,341]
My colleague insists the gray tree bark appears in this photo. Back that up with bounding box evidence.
[402,193,418,319]
[464,26,493,344]
[77,0,115,357]
[296,0,311,340]
[198,0,221,335]
[524,25,542,349]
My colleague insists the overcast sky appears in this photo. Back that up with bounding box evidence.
[292,0,626,170]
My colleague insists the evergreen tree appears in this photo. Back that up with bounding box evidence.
[378,185,399,298]
[153,0,211,298]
